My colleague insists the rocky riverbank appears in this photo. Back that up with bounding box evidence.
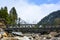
[0,28,60,40]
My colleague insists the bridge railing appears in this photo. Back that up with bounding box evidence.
[6,24,36,28]
[6,24,60,28]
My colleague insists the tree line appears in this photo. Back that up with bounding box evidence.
[0,7,18,26]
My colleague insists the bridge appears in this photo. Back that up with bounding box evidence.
[3,24,60,34]
[7,24,36,28]
[3,27,60,34]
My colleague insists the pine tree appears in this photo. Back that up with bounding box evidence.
[9,7,18,26]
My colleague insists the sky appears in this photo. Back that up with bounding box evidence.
[0,0,60,24]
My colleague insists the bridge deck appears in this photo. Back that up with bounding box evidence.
[3,27,60,34]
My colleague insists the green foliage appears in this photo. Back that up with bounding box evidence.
[0,7,9,24]
[0,7,18,26]
[54,18,60,25]
[9,7,18,25]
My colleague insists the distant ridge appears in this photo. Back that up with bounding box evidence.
[37,10,60,26]
[20,19,28,24]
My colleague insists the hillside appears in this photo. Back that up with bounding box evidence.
[37,10,60,26]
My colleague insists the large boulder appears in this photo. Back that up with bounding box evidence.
[49,32,58,37]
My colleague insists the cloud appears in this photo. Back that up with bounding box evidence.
[0,0,60,24]
[14,0,60,23]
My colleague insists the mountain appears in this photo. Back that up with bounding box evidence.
[17,18,28,24]
[20,19,28,24]
[37,10,60,26]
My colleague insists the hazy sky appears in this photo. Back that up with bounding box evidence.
[0,0,60,24]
